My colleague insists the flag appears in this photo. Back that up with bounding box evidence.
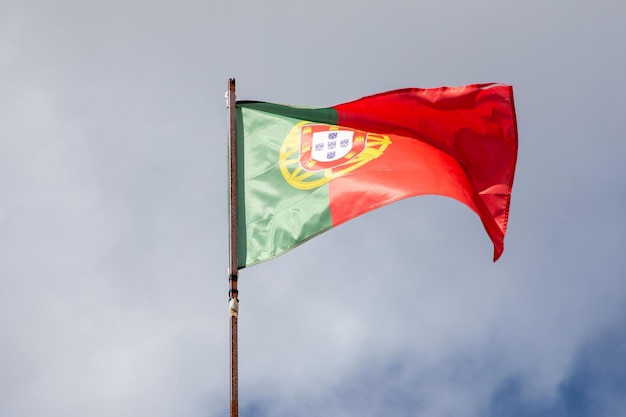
[235,83,518,268]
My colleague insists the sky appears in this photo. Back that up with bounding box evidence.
[1,1,626,416]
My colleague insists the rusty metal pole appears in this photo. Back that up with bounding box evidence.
[227,78,239,417]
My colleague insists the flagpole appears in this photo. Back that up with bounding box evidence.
[227,77,239,417]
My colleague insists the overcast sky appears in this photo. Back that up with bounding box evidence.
[2,1,626,416]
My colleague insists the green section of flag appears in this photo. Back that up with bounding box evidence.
[235,103,337,268]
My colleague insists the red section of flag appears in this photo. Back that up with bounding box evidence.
[329,84,518,261]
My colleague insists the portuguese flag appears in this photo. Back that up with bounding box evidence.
[235,83,518,268]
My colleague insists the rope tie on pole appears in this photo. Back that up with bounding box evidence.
[229,273,238,300]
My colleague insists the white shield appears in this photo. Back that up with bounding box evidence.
[310,130,354,162]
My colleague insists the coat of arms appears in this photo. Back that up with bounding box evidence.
[279,122,391,190]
